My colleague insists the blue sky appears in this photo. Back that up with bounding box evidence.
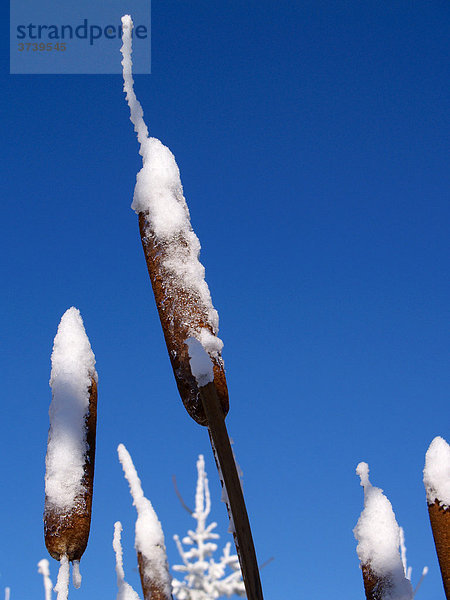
[1,1,449,599]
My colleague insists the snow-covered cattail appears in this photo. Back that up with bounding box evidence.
[44,307,98,565]
[353,462,413,600]
[113,522,142,600]
[118,444,172,600]
[120,18,263,600]
[423,436,450,598]
[120,15,228,426]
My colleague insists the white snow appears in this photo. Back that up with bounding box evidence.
[117,444,172,599]
[399,528,411,581]
[120,15,223,357]
[72,561,81,589]
[353,462,413,600]
[38,559,53,600]
[423,436,450,508]
[45,307,97,510]
[172,455,245,599]
[113,521,142,600]
[185,338,214,387]
[54,555,70,600]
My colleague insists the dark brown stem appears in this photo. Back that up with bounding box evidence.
[199,381,264,600]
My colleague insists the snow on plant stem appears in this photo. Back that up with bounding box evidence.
[38,559,53,600]
[44,307,98,598]
[45,307,97,511]
[117,444,172,600]
[113,521,142,600]
[120,15,228,426]
[354,462,413,600]
[54,556,70,600]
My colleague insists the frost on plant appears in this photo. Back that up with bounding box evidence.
[38,559,53,600]
[423,436,450,508]
[113,521,142,600]
[118,444,172,600]
[172,455,245,599]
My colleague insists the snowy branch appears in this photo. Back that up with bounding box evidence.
[172,455,245,600]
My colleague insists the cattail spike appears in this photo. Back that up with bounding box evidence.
[120,16,228,426]
[44,308,98,563]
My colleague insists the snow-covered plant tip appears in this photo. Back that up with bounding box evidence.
[172,455,245,600]
[423,436,450,509]
[118,444,172,600]
[354,462,427,600]
[113,521,142,600]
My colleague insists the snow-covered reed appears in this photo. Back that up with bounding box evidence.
[44,307,98,598]
[118,444,172,600]
[113,521,142,600]
[120,15,227,425]
[354,462,413,600]
[45,307,97,513]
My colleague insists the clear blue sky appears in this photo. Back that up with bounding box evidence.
[1,2,449,599]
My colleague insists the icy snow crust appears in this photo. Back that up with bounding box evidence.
[185,338,214,387]
[120,15,223,358]
[54,555,70,600]
[72,561,82,589]
[45,307,97,511]
[118,444,172,599]
[354,463,413,600]
[423,436,450,508]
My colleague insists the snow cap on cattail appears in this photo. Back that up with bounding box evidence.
[44,307,98,567]
[354,462,413,600]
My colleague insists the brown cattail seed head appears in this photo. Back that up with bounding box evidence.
[44,308,98,562]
